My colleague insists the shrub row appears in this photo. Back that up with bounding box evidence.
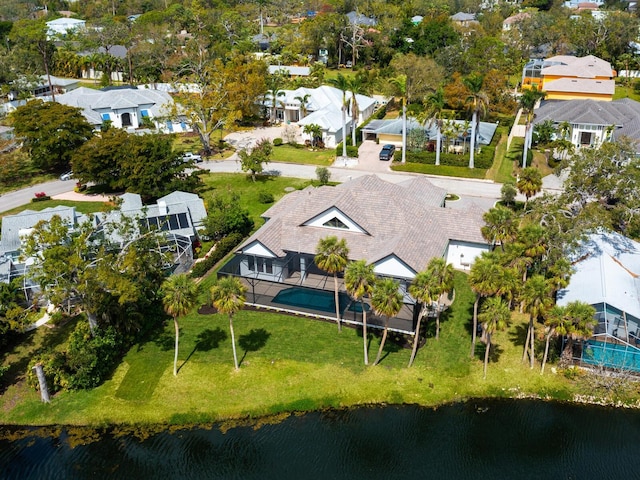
[190,232,244,278]
[335,144,359,157]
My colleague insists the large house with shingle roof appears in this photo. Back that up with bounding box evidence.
[218,175,490,333]
[54,86,190,134]
[533,98,640,153]
[522,55,616,101]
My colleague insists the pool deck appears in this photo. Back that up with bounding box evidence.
[239,274,416,335]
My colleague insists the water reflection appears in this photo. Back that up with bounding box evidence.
[2,400,640,479]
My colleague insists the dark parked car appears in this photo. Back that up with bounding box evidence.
[379,144,396,161]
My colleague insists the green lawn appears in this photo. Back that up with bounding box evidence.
[1,200,109,218]
[197,172,316,228]
[613,83,640,101]
[270,145,335,166]
[486,130,515,184]
[0,272,601,426]
[391,162,488,179]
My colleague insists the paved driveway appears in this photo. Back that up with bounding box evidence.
[349,140,393,173]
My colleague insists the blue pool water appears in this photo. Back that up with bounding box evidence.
[582,340,640,372]
[272,287,368,314]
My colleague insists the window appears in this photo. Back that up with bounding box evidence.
[140,109,149,117]
[247,256,274,274]
[323,217,349,229]
[101,113,111,121]
[177,212,189,228]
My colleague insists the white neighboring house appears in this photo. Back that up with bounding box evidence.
[265,85,376,148]
[46,18,86,39]
[54,86,191,134]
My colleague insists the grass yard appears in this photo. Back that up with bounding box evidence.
[486,130,515,184]
[197,172,316,229]
[0,200,110,231]
[270,144,335,166]
[391,162,488,179]
[613,83,640,102]
[0,272,599,427]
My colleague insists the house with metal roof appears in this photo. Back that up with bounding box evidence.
[267,85,377,148]
[0,192,207,296]
[533,98,640,153]
[522,55,616,100]
[362,117,498,152]
[218,175,490,334]
[54,86,190,134]
[346,11,377,27]
[46,17,86,39]
[557,231,640,372]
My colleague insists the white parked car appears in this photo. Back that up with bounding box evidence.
[59,171,73,181]
[182,152,203,163]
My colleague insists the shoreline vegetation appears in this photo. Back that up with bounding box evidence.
[2,272,639,431]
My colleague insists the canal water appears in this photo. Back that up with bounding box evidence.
[2,399,639,479]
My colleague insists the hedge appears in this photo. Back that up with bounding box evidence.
[405,137,497,170]
[335,144,359,157]
[190,232,244,278]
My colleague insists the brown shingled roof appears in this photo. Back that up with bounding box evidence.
[238,175,487,274]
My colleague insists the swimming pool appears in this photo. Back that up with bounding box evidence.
[582,340,640,372]
[272,287,369,314]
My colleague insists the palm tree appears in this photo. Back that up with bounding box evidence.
[540,305,566,375]
[294,93,311,120]
[266,74,286,124]
[517,167,542,208]
[408,269,435,368]
[521,275,553,369]
[371,278,403,365]
[161,274,200,376]
[210,276,247,371]
[422,88,445,165]
[468,254,501,358]
[462,73,489,169]
[561,301,596,364]
[315,236,349,332]
[481,205,518,251]
[328,73,350,158]
[427,258,454,340]
[479,296,510,379]
[344,260,376,365]
[303,123,322,148]
[520,87,546,168]
[390,74,408,163]
[347,75,364,147]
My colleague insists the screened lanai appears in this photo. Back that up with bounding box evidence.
[557,231,640,373]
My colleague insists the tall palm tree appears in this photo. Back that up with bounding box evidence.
[266,74,286,124]
[371,278,403,365]
[479,296,510,379]
[468,254,501,358]
[294,93,311,120]
[422,88,445,166]
[328,73,350,158]
[462,73,489,169]
[517,167,543,208]
[347,75,364,147]
[481,205,518,251]
[408,269,435,368]
[315,236,350,332]
[210,276,247,370]
[344,260,376,365]
[390,74,408,163]
[521,274,553,369]
[427,257,454,340]
[520,87,546,168]
[161,274,200,376]
[540,305,566,375]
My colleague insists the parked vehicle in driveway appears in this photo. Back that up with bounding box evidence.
[379,144,396,161]
[59,171,73,181]
[182,152,203,163]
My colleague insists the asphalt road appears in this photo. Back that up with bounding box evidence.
[0,179,77,214]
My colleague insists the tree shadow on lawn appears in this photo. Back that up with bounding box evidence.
[238,328,271,366]
[179,327,227,372]
[509,323,529,349]
[375,331,406,365]
[473,341,505,363]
